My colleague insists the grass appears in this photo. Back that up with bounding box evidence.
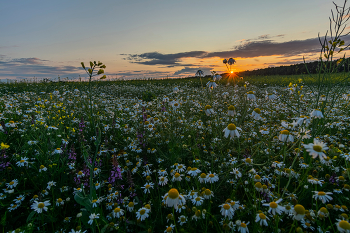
[0,73,350,232]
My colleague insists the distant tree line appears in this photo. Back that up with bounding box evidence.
[231,58,350,77]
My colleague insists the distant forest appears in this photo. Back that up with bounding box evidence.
[219,57,350,77]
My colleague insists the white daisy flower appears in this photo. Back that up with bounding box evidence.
[136,207,149,221]
[31,200,51,213]
[303,138,328,161]
[312,191,333,204]
[262,199,285,215]
[158,176,168,186]
[87,213,99,225]
[255,212,269,226]
[219,203,234,219]
[164,188,186,209]
[279,130,294,143]
[223,124,242,139]
[112,206,124,218]
[310,109,324,118]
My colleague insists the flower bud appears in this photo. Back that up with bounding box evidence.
[97,69,104,75]
[88,69,93,75]
[81,62,85,69]
[90,61,94,68]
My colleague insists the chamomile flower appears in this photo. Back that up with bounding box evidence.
[31,200,51,213]
[158,176,168,186]
[136,207,149,221]
[164,224,176,233]
[303,138,328,161]
[223,124,242,139]
[251,108,262,120]
[206,172,219,183]
[112,206,124,218]
[220,203,234,219]
[141,182,154,194]
[336,219,350,232]
[237,221,250,233]
[255,212,269,226]
[312,191,333,204]
[16,157,29,167]
[279,130,294,143]
[228,105,236,116]
[187,167,201,177]
[164,188,186,209]
[178,215,188,226]
[310,109,324,118]
[192,196,204,206]
[247,91,256,101]
[87,213,99,225]
[204,105,215,116]
[6,179,18,189]
[292,204,306,221]
[198,173,207,183]
[203,189,214,199]
[263,199,285,215]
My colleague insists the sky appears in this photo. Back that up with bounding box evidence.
[1,0,350,82]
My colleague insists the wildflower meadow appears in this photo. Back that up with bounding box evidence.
[2,1,350,233]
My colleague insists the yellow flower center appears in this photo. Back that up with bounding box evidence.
[20,160,24,163]
[241,223,247,228]
[294,204,305,215]
[255,182,262,189]
[180,217,186,222]
[166,227,172,232]
[78,171,83,175]
[270,202,278,209]
[205,105,212,110]
[160,177,165,181]
[40,165,45,169]
[128,202,134,207]
[259,213,266,219]
[57,198,62,203]
[209,174,215,178]
[195,210,201,217]
[228,105,235,110]
[168,188,179,199]
[281,130,289,135]
[205,189,211,195]
[318,191,326,196]
[319,207,328,214]
[9,181,14,185]
[247,91,254,94]
[145,185,151,189]
[254,175,261,180]
[254,108,261,114]
[114,208,120,213]
[144,121,149,125]
[139,209,146,215]
[38,203,45,209]
[223,204,230,210]
[175,173,180,178]
[339,220,350,230]
[200,173,206,178]
[146,176,151,180]
[313,145,323,152]
[245,158,252,164]
[227,124,236,130]
[195,197,201,201]
[191,168,197,171]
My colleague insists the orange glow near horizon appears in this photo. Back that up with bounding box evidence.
[230,71,233,73]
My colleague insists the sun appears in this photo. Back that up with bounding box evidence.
[230,71,233,73]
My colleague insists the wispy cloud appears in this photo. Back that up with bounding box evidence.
[0,57,85,80]
[173,67,213,76]
[123,34,350,67]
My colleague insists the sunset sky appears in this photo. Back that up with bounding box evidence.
[1,0,350,81]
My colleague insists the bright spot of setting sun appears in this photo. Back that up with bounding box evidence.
[230,71,233,73]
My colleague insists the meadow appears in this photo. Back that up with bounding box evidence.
[1,68,350,233]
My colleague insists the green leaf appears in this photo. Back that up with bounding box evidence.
[26,211,36,223]
[101,224,109,233]
[74,192,93,212]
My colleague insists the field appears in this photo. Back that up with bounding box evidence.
[1,73,350,233]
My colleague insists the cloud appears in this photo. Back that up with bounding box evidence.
[123,51,207,67]
[123,34,350,68]
[173,67,213,76]
[0,57,86,80]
